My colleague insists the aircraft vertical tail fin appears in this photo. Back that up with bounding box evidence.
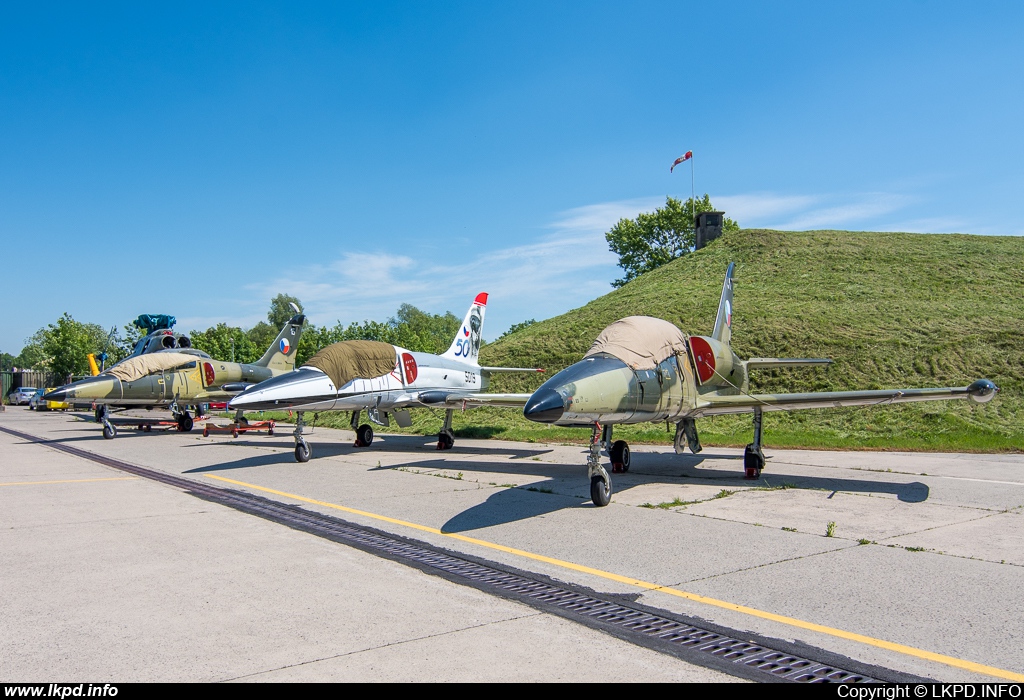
[254,313,306,370]
[442,293,488,364]
[711,262,735,346]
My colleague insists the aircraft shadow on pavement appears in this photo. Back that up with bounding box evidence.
[190,433,555,460]
[440,483,583,533]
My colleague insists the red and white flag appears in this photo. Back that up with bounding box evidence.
[670,151,692,172]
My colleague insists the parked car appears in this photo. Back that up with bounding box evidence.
[34,388,70,412]
[8,387,38,405]
[28,388,45,410]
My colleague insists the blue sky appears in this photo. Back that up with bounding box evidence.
[2,2,1022,353]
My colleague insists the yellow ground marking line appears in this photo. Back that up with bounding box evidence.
[0,476,138,487]
[205,473,1024,681]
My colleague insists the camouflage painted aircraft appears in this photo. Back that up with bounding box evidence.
[43,311,306,439]
[227,293,540,462]
[516,263,998,507]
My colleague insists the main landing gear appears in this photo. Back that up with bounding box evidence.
[601,424,629,473]
[437,408,455,450]
[175,410,194,433]
[351,410,374,447]
[294,411,311,462]
[744,408,766,479]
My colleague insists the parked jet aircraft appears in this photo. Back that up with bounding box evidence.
[43,311,306,439]
[227,293,540,462]
[518,263,998,507]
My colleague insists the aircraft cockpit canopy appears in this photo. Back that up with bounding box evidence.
[584,316,689,370]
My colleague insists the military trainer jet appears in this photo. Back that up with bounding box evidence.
[227,293,540,462]
[522,263,999,507]
[44,311,306,439]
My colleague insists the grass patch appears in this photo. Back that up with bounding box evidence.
[825,521,837,537]
[782,527,798,532]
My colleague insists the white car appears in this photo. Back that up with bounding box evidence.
[8,387,38,405]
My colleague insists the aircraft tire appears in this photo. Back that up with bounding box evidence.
[437,432,454,450]
[102,424,116,440]
[295,441,311,462]
[179,414,194,432]
[590,475,611,507]
[743,444,764,479]
[356,424,374,447]
[610,440,630,473]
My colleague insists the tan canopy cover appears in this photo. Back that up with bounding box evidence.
[105,352,199,382]
[303,340,397,388]
[584,316,688,370]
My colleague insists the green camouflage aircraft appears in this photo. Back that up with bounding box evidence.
[512,263,998,506]
[44,311,306,439]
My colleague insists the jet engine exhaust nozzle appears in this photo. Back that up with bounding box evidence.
[524,388,565,423]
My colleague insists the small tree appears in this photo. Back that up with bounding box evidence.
[40,314,102,380]
[268,294,303,327]
[605,195,738,287]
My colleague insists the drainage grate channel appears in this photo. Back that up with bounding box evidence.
[5,425,920,683]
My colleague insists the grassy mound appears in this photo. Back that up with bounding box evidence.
[266,229,1023,452]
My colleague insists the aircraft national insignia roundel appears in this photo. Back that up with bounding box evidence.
[280,338,291,354]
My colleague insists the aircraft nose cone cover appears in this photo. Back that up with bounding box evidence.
[228,368,335,411]
[48,375,119,401]
[42,387,68,402]
[524,388,565,423]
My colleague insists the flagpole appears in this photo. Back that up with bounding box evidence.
[690,154,695,223]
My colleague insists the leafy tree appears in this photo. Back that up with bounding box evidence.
[245,321,278,354]
[40,314,104,380]
[391,304,461,355]
[1,352,16,371]
[499,319,536,340]
[268,294,303,327]
[189,324,260,364]
[605,195,738,287]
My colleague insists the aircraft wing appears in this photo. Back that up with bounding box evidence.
[417,391,533,408]
[694,379,997,416]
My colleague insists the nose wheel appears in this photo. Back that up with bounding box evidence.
[293,411,311,462]
[586,422,612,506]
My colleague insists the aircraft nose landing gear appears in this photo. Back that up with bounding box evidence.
[744,408,765,479]
[293,411,311,462]
[587,422,612,506]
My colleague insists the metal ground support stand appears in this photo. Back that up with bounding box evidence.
[203,418,275,438]
[674,417,702,454]
[437,408,455,450]
[293,411,310,462]
[744,408,765,479]
[588,422,611,507]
